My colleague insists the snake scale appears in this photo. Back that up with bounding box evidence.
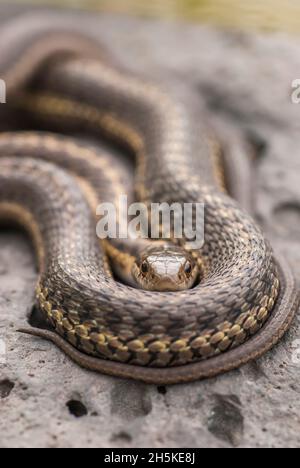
[0,14,298,384]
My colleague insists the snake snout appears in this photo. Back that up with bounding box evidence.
[132,244,199,292]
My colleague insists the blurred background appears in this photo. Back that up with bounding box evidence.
[6,0,300,34]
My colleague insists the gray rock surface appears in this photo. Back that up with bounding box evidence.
[0,4,300,449]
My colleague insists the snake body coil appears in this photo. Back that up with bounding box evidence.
[0,14,298,384]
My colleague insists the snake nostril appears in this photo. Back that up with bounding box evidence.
[141,261,149,275]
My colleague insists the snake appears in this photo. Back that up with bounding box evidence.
[0,13,298,384]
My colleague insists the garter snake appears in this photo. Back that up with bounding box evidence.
[0,13,298,384]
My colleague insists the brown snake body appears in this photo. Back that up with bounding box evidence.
[0,14,298,384]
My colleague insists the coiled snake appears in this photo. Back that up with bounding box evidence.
[0,14,298,384]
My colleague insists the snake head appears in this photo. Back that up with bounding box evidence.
[132,244,199,292]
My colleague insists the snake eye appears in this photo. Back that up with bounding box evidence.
[141,261,149,275]
[184,261,192,276]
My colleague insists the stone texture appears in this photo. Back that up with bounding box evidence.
[0,4,300,448]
